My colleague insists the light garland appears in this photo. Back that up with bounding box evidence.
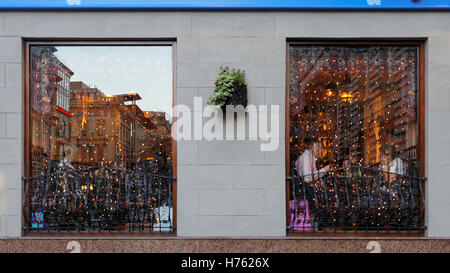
[288,45,423,232]
[27,46,174,231]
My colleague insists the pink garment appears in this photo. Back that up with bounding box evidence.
[289,199,312,231]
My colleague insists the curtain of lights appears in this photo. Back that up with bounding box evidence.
[289,45,419,176]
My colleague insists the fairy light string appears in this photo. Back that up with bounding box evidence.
[27,46,174,232]
[289,45,423,232]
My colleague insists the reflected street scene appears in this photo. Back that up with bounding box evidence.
[26,45,174,233]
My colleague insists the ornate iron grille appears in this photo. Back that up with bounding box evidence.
[23,167,175,233]
[287,167,426,233]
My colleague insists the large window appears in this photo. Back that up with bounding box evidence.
[287,42,425,234]
[25,42,175,234]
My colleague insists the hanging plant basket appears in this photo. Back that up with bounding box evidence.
[207,66,248,113]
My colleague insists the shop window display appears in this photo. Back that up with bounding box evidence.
[25,45,174,233]
[288,45,424,233]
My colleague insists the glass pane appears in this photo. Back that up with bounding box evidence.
[30,46,172,174]
[288,45,424,232]
[27,45,174,232]
[289,45,419,175]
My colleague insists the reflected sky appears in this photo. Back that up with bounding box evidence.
[54,46,172,117]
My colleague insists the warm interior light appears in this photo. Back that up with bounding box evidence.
[339,92,353,100]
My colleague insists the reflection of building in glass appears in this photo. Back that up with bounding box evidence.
[26,45,176,235]
[69,81,156,169]
[30,47,173,177]
[144,111,172,156]
[138,111,172,175]
[30,47,74,175]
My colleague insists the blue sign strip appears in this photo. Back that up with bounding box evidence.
[0,0,449,10]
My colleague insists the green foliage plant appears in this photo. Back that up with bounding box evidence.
[208,68,246,108]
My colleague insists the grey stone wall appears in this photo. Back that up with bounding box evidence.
[0,11,449,237]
